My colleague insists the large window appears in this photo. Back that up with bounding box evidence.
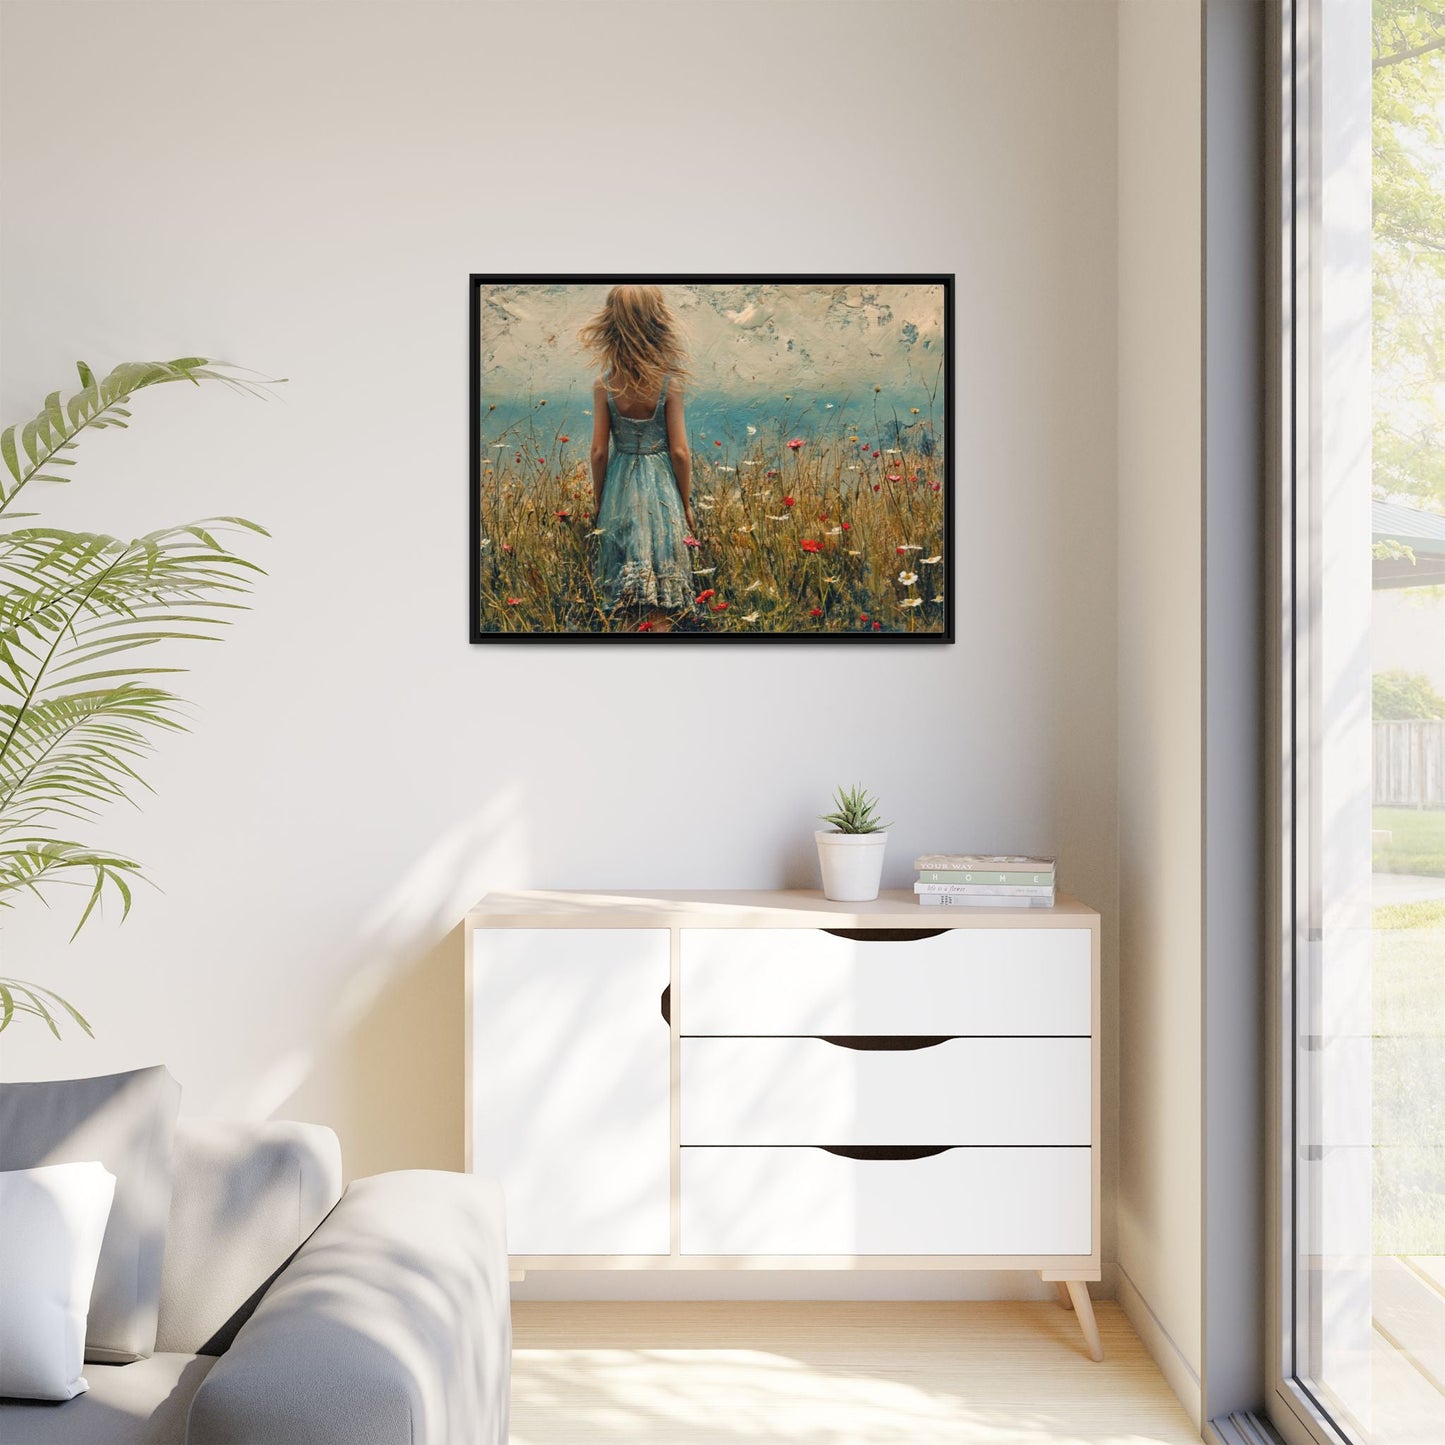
[1278,3,1445,1443]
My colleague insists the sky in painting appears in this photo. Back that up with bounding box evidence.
[477,281,947,447]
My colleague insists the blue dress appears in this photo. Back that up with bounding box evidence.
[597,375,692,611]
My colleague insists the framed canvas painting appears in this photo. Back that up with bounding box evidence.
[469,275,953,642]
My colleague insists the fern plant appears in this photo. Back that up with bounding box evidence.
[0,358,268,1037]
[819,784,890,835]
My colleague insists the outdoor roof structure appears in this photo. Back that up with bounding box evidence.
[1373,498,1445,589]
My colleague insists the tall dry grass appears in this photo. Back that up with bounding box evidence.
[477,406,946,634]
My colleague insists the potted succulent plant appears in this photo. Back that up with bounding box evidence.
[815,784,891,901]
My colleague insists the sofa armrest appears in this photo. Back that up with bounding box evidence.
[185,1170,510,1445]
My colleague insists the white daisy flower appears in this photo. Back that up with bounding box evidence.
[898,571,918,586]
[900,597,923,608]
[735,525,754,535]
[746,425,758,436]
[693,566,715,575]
[716,466,735,473]
[742,611,759,622]
[897,543,922,551]
[847,548,862,556]
[479,538,492,548]
[823,575,840,583]
[922,555,943,564]
[885,448,901,454]
[767,514,791,522]
[825,527,842,536]
[587,528,605,537]
[932,595,944,603]
[745,580,763,593]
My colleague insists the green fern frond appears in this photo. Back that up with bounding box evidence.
[0,976,93,1038]
[0,358,272,1036]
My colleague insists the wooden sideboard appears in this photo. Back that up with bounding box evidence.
[465,888,1104,1359]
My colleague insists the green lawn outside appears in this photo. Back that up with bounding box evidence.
[1373,806,1445,876]
[1374,898,1445,1254]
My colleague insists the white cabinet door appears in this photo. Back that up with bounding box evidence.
[680,927,1091,1036]
[470,928,671,1255]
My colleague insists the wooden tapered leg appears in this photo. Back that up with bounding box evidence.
[1055,1281,1074,1309]
[1065,1280,1103,1361]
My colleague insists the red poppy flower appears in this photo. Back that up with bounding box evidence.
[872,484,881,493]
[872,620,882,631]
[501,543,514,553]
[860,613,869,621]
[783,496,795,508]
[872,450,881,459]
[809,607,824,618]
[800,539,823,554]
[506,597,523,606]
[714,439,723,446]
[514,454,522,462]
[559,435,570,443]
[695,588,716,604]
[842,522,851,531]
[909,473,918,482]
[897,545,907,554]
[766,469,779,478]
[683,535,701,548]
[886,474,902,483]
[787,438,804,451]
[930,482,941,492]
[638,621,655,632]
[555,510,571,520]
[712,601,728,612]
[817,514,828,522]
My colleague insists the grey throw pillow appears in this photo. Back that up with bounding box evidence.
[0,1065,181,1362]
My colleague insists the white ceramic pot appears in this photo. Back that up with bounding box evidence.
[814,830,889,902]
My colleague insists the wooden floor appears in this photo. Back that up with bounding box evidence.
[511,1300,1201,1444]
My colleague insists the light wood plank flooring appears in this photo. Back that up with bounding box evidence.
[512,1301,1201,1444]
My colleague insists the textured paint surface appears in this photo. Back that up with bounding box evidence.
[480,282,946,417]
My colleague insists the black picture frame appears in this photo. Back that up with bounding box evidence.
[469,274,954,643]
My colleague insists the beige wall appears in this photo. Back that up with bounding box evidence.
[1115,0,1204,1425]
[0,0,1122,1297]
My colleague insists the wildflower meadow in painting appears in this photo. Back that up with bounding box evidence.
[470,277,952,639]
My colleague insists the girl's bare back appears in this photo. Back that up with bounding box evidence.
[608,381,664,420]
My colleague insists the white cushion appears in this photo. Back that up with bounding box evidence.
[0,1161,116,1400]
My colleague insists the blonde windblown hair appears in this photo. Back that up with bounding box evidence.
[578,285,690,398]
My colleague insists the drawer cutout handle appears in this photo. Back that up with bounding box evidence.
[819,1145,953,1161]
[660,984,671,1026]
[820,1035,952,1051]
[823,928,948,943]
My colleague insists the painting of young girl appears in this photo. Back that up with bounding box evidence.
[470,275,953,641]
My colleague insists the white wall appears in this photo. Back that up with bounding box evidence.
[0,0,1120,1296]
[1115,0,1204,1425]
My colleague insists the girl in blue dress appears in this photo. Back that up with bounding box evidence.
[580,286,695,630]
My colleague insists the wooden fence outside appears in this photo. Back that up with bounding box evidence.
[1374,720,1445,808]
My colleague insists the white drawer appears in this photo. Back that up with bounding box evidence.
[681,1037,1090,1146]
[681,1146,1091,1256]
[680,927,1090,1036]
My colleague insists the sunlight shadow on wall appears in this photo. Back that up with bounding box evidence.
[223,785,530,1179]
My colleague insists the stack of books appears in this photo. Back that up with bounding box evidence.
[913,854,1056,908]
